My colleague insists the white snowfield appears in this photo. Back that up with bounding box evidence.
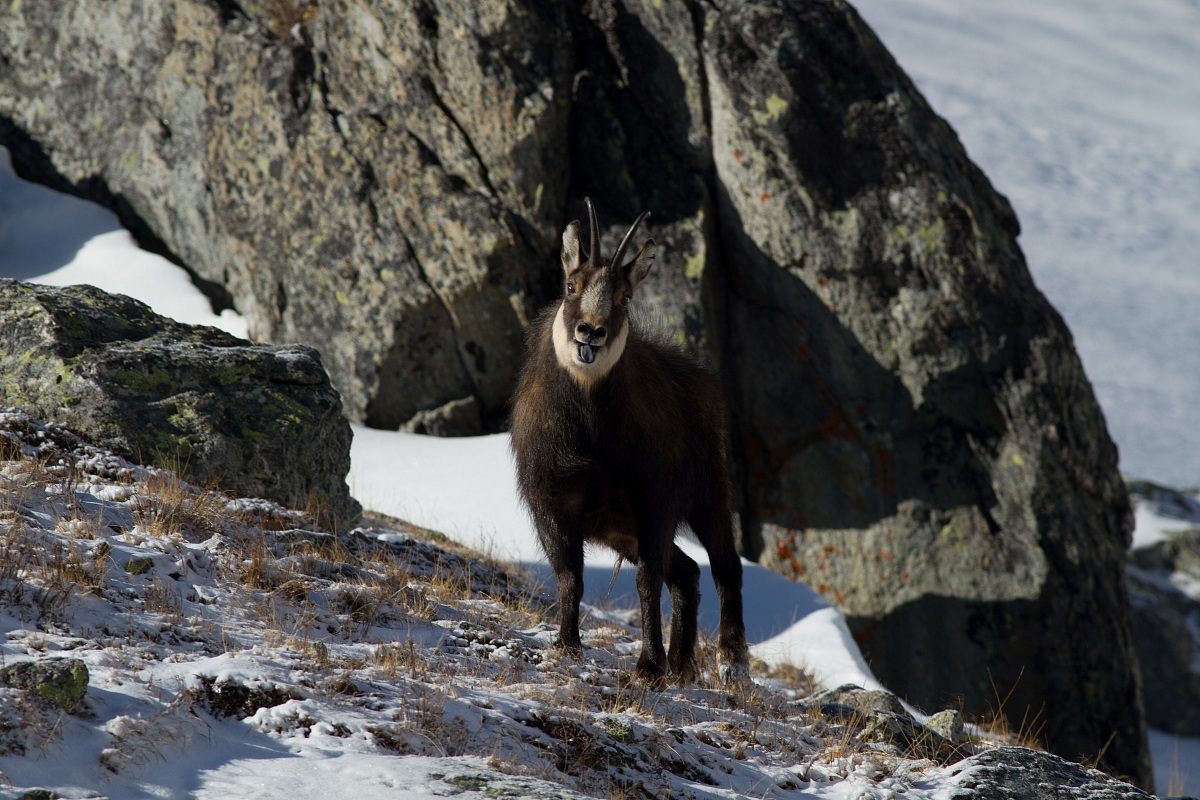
[2,0,1199,793]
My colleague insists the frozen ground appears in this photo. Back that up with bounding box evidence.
[0,410,1015,800]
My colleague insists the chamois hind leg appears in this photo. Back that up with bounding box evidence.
[664,544,701,684]
[689,508,750,684]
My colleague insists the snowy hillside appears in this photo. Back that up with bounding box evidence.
[1,411,1027,800]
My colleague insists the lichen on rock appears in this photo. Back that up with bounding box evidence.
[1,657,90,713]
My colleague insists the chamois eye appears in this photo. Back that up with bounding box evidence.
[566,281,576,296]
[621,294,632,308]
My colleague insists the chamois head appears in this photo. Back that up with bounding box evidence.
[552,199,656,388]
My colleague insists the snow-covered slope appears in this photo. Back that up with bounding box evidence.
[0,411,1010,800]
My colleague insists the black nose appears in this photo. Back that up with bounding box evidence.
[577,322,606,340]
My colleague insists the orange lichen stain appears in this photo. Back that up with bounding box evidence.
[776,541,793,561]
[900,572,910,582]
[790,559,805,576]
[873,448,895,497]
[835,591,846,604]
[760,192,772,203]
[817,582,830,595]
[732,148,745,164]
[879,549,894,562]
[822,545,843,557]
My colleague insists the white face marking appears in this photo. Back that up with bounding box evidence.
[552,304,628,390]
[579,270,611,318]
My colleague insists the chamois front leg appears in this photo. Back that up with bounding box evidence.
[537,512,586,656]
[634,558,668,683]
[634,526,673,683]
[552,563,584,656]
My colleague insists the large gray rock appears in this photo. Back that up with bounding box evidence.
[0,280,361,531]
[0,0,1147,785]
[937,747,1154,800]
[0,0,572,435]
[568,0,1146,785]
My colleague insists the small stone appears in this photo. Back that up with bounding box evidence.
[927,709,965,743]
[124,557,155,575]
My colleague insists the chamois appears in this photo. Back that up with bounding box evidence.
[510,199,749,685]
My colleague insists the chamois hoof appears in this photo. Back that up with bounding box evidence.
[553,637,584,658]
[717,659,752,687]
[634,655,668,687]
[668,657,698,686]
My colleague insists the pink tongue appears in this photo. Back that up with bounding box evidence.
[578,344,596,364]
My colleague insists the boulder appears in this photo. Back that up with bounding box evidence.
[572,0,1147,784]
[937,746,1154,800]
[1,658,89,713]
[803,684,961,763]
[0,0,1147,785]
[0,280,361,531]
[0,0,572,435]
[699,0,1147,785]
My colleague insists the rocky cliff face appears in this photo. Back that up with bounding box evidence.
[0,0,1150,786]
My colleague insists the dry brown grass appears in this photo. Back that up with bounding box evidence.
[132,469,227,542]
[761,658,818,696]
[974,669,1046,750]
[144,576,184,621]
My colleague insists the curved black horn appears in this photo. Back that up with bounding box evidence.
[611,210,650,270]
[585,197,601,266]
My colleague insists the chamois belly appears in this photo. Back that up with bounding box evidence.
[577,480,642,562]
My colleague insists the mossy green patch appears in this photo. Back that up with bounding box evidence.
[444,775,489,792]
[212,361,257,386]
[124,557,155,575]
[916,219,946,253]
[112,365,178,394]
[753,93,788,125]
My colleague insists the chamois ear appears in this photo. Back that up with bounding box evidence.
[625,239,656,291]
[561,220,584,276]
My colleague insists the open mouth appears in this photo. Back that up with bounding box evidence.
[576,342,599,364]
